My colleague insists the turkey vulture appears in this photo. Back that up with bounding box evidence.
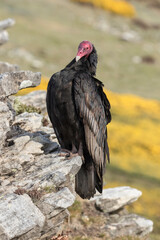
[46,40,111,199]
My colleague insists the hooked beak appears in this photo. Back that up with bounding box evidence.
[76,55,81,62]
[76,47,84,62]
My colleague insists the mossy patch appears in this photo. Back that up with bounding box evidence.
[14,98,41,115]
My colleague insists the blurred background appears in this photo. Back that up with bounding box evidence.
[0,0,160,239]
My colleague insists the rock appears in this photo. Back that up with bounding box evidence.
[13,112,43,132]
[105,214,153,238]
[120,31,140,42]
[34,155,82,189]
[18,90,47,115]
[0,101,13,150]
[39,187,75,218]
[40,209,69,240]
[94,186,142,213]
[0,193,45,240]
[14,135,31,152]
[0,31,9,45]
[0,71,41,99]
[0,19,15,46]
[32,133,59,154]
[0,61,20,74]
[22,140,43,155]
[0,18,15,31]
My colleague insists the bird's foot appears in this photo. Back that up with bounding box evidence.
[66,152,79,160]
[59,149,79,159]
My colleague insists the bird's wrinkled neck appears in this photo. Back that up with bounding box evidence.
[87,47,98,76]
[66,46,97,76]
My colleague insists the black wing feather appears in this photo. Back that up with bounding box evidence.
[73,73,110,181]
[46,74,65,148]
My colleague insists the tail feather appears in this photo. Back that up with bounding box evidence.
[95,171,103,193]
[75,153,103,199]
[75,161,96,199]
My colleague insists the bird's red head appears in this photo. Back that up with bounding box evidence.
[76,40,93,62]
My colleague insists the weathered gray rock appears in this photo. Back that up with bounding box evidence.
[0,129,82,239]
[0,31,9,45]
[0,194,45,240]
[105,214,153,238]
[0,18,15,31]
[29,154,82,189]
[39,187,75,217]
[32,132,59,154]
[0,71,41,99]
[13,112,43,132]
[95,186,142,213]
[14,135,31,152]
[0,101,13,150]
[22,140,44,155]
[0,19,15,46]
[0,61,20,74]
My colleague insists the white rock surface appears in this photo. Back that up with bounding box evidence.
[13,112,43,132]
[0,101,13,151]
[0,194,45,240]
[0,18,15,31]
[40,187,75,217]
[105,214,153,238]
[0,30,8,45]
[95,186,142,213]
[0,71,41,98]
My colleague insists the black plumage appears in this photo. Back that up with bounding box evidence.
[46,41,111,199]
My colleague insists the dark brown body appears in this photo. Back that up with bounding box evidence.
[46,47,111,199]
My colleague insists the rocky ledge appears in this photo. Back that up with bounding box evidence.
[0,67,83,240]
[92,187,153,238]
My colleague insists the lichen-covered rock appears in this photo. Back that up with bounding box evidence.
[94,186,142,213]
[105,214,153,238]
[0,71,41,99]
[0,194,45,240]
[18,90,47,115]
[0,69,41,149]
